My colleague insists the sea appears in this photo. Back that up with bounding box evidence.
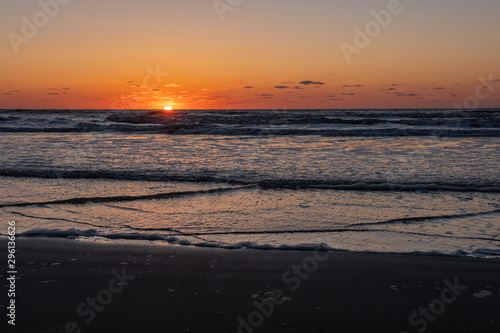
[1,108,499,257]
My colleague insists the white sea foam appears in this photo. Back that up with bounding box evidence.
[14,228,500,259]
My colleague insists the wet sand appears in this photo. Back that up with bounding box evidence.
[2,237,500,333]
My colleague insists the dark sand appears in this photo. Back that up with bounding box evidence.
[2,237,500,333]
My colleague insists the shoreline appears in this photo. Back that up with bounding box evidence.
[2,236,500,332]
[12,233,500,259]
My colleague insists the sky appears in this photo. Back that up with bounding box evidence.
[1,0,499,110]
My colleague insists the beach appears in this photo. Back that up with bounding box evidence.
[3,237,500,333]
[2,0,500,330]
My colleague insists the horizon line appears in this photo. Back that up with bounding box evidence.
[1,107,499,111]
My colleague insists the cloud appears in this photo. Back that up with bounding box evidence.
[450,93,458,97]
[274,86,289,89]
[4,90,21,95]
[255,94,274,98]
[433,87,446,90]
[342,85,364,88]
[243,86,254,89]
[233,80,244,83]
[48,88,58,90]
[63,87,71,90]
[392,84,399,86]
[341,93,356,96]
[207,95,224,100]
[164,84,181,88]
[391,92,418,97]
[46,93,60,95]
[299,80,324,85]
[386,88,396,91]
[323,94,336,98]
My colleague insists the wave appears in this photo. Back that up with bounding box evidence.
[127,226,500,243]
[348,208,500,227]
[0,186,253,208]
[0,168,250,184]
[0,125,498,137]
[123,208,500,243]
[13,228,500,258]
[1,109,499,136]
[7,211,107,229]
[1,169,499,193]
[264,182,500,192]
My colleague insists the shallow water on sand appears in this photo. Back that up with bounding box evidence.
[1,109,499,257]
[1,176,498,257]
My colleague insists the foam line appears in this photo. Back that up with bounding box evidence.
[349,209,500,227]
[0,186,255,208]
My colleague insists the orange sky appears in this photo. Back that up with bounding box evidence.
[1,0,499,109]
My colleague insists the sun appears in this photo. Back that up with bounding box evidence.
[164,106,173,111]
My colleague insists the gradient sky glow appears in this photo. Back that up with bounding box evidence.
[1,0,499,109]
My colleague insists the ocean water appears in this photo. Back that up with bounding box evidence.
[1,109,499,257]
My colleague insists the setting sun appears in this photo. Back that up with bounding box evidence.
[164,106,173,111]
